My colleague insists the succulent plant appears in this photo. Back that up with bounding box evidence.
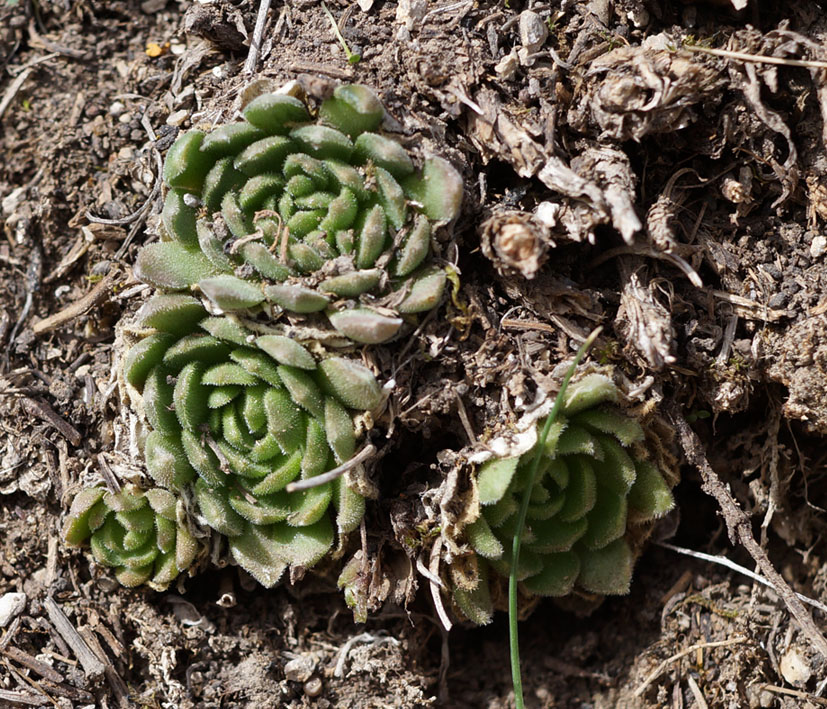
[134,84,463,345]
[62,483,200,590]
[454,373,675,624]
[120,293,377,587]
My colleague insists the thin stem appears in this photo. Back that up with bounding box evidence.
[285,444,375,492]
[508,327,602,709]
[321,2,361,65]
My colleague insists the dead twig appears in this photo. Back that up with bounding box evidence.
[757,684,827,706]
[685,43,827,70]
[633,637,747,697]
[32,267,121,335]
[43,597,105,681]
[1,647,64,684]
[20,398,82,447]
[285,444,375,492]
[244,0,272,74]
[0,688,50,706]
[669,408,827,659]
[656,543,827,614]
[0,68,33,121]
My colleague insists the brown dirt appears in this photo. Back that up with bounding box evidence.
[2,0,827,707]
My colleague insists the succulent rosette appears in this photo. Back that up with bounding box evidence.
[454,373,676,624]
[120,293,377,586]
[62,483,200,590]
[134,84,463,344]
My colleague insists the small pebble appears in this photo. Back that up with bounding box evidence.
[304,677,323,698]
[780,647,811,686]
[141,0,167,12]
[0,592,26,628]
[284,656,316,683]
[118,112,132,124]
[109,100,125,117]
[810,234,827,259]
[166,110,189,127]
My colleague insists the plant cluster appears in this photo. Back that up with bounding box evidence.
[454,373,675,624]
[63,484,199,590]
[63,84,462,590]
[136,84,462,344]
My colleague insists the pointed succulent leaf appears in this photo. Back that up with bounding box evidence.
[395,267,447,314]
[270,516,334,567]
[243,93,311,135]
[256,335,316,370]
[240,242,291,281]
[173,361,209,431]
[234,135,296,176]
[124,333,176,390]
[203,157,246,213]
[264,284,330,313]
[228,525,288,588]
[477,457,520,506]
[162,189,198,247]
[562,374,619,415]
[324,397,355,464]
[572,406,645,446]
[332,476,365,534]
[392,215,431,277]
[581,488,627,550]
[181,429,226,488]
[521,552,580,597]
[627,460,675,520]
[229,348,282,386]
[577,538,633,595]
[593,434,637,494]
[453,560,494,625]
[317,357,382,410]
[466,515,504,559]
[401,156,463,221]
[163,130,213,192]
[162,335,232,371]
[354,133,414,178]
[143,365,179,435]
[193,479,246,536]
[287,483,333,527]
[63,487,106,545]
[137,294,207,336]
[319,269,382,297]
[290,125,354,162]
[319,84,385,137]
[144,431,197,489]
[134,242,219,290]
[277,365,325,419]
[200,122,265,157]
[196,219,235,272]
[200,316,252,346]
[326,308,403,344]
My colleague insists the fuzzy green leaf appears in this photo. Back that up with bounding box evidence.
[317,357,382,411]
[477,457,520,506]
[137,294,207,336]
[577,538,633,595]
[327,307,403,344]
[134,242,219,291]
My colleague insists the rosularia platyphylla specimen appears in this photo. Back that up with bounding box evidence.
[134,84,463,344]
[118,293,377,587]
[454,373,676,625]
[62,484,200,590]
